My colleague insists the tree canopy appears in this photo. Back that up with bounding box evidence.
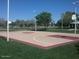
[0,18,7,28]
[56,11,79,28]
[35,12,52,26]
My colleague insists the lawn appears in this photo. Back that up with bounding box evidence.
[46,28,79,34]
[0,28,79,34]
[0,37,79,59]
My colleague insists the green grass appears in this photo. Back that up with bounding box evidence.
[0,37,79,59]
[46,28,79,34]
[0,28,79,34]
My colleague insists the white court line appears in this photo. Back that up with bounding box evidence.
[33,35,49,44]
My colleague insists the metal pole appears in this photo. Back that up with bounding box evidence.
[74,7,77,35]
[33,10,37,31]
[61,13,64,31]
[7,0,9,42]
[62,18,63,31]
[73,1,79,35]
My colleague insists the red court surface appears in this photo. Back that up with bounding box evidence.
[48,35,79,40]
[0,31,79,49]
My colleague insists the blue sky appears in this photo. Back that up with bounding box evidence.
[0,0,78,22]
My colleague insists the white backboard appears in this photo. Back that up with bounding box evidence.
[72,14,77,20]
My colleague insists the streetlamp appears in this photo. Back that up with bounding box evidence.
[72,14,77,34]
[33,10,37,31]
[7,0,10,42]
[61,13,64,31]
[72,1,79,35]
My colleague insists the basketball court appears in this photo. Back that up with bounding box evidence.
[0,31,79,49]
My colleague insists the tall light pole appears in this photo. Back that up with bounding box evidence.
[72,1,79,35]
[33,10,37,31]
[7,0,10,42]
[61,13,64,31]
[74,7,77,35]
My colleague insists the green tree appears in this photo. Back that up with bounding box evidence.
[62,11,73,27]
[56,11,79,28]
[35,11,52,26]
[0,18,7,28]
[12,19,35,28]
